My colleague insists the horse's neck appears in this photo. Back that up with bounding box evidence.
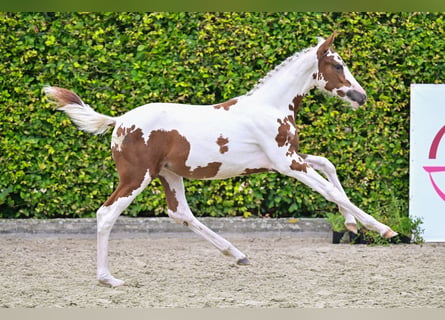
[245,49,316,114]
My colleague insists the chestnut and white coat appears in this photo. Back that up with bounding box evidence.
[45,33,397,287]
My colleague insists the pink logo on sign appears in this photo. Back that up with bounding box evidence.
[423,126,445,201]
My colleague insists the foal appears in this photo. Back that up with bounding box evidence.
[45,33,397,287]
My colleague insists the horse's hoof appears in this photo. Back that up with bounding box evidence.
[98,277,126,288]
[383,229,398,239]
[237,257,250,265]
[345,223,358,234]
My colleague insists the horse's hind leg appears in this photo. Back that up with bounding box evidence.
[96,170,152,287]
[301,153,358,233]
[159,170,249,265]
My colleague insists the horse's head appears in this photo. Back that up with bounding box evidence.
[313,32,367,109]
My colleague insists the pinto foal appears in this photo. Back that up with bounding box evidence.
[45,33,397,287]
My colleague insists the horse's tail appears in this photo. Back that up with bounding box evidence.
[44,86,116,135]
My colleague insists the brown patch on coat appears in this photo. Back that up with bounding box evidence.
[316,54,351,92]
[186,162,222,178]
[275,116,299,154]
[336,90,346,97]
[105,126,222,206]
[104,126,151,206]
[316,34,351,93]
[213,99,237,111]
[289,95,304,119]
[158,176,179,212]
[242,168,269,175]
[115,124,136,138]
[290,159,308,172]
[216,135,229,154]
[275,117,307,173]
[275,118,291,148]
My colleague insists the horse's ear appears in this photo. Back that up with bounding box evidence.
[317,31,338,59]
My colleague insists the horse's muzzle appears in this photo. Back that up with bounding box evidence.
[347,90,367,106]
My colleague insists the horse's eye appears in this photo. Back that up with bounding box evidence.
[334,64,343,71]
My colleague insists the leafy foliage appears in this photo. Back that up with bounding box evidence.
[1,13,443,225]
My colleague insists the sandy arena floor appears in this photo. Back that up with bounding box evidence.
[0,234,444,308]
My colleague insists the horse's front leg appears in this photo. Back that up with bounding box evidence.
[299,153,358,233]
[266,148,397,238]
[158,170,249,265]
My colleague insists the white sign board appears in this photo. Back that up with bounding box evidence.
[410,84,445,242]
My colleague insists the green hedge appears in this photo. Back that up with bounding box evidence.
[1,12,444,221]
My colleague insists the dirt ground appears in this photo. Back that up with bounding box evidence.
[0,233,444,308]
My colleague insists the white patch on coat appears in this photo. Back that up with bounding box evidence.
[111,134,125,152]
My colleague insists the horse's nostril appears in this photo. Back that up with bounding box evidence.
[347,90,366,106]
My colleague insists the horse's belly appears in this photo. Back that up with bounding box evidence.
[165,147,272,180]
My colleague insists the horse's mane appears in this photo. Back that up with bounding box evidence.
[245,46,315,97]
